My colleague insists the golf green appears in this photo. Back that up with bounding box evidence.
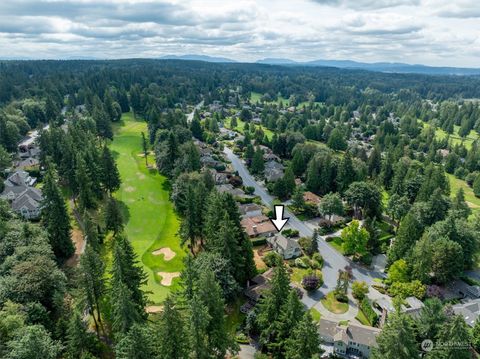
[111,113,185,304]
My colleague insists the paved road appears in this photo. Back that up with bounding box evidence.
[224,147,385,296]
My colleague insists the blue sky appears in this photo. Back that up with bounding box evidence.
[0,0,479,67]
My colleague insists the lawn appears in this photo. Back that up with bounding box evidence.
[355,309,371,326]
[447,173,480,214]
[110,112,186,304]
[290,267,321,284]
[327,236,345,254]
[225,117,274,141]
[321,292,349,314]
[422,122,480,150]
[309,308,321,322]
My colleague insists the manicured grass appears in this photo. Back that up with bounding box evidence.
[110,112,186,304]
[309,308,321,322]
[447,173,480,214]
[226,299,246,334]
[321,292,349,314]
[290,267,318,284]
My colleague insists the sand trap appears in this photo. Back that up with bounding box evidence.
[152,247,176,261]
[124,186,136,192]
[157,272,180,286]
[145,305,163,314]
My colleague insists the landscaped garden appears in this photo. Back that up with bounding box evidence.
[321,292,349,314]
[110,112,185,304]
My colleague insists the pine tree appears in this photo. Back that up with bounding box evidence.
[283,167,296,196]
[157,297,190,359]
[100,145,121,193]
[105,196,124,235]
[429,315,471,359]
[75,155,96,210]
[110,280,142,336]
[79,244,105,337]
[141,132,148,166]
[451,188,471,218]
[251,147,265,175]
[474,174,480,198]
[368,146,382,178]
[115,324,158,359]
[285,312,323,359]
[83,211,100,250]
[66,310,95,359]
[197,270,237,358]
[42,167,74,261]
[337,151,356,192]
[371,313,419,359]
[292,186,305,211]
[188,294,210,359]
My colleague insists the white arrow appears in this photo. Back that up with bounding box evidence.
[270,205,289,232]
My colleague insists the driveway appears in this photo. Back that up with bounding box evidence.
[224,147,385,292]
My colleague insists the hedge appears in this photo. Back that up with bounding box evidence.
[360,298,378,326]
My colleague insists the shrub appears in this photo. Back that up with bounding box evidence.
[454,167,468,180]
[352,281,369,300]
[312,252,323,268]
[295,257,309,269]
[389,280,426,299]
[251,238,267,247]
[244,186,255,195]
[282,229,300,238]
[235,333,249,344]
[335,292,348,303]
[360,298,378,326]
[302,273,323,291]
[298,237,312,251]
[263,251,282,267]
[466,172,478,187]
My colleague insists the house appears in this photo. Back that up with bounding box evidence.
[238,203,263,218]
[252,117,262,124]
[318,319,381,358]
[1,171,43,219]
[15,157,40,170]
[200,155,222,169]
[267,234,302,259]
[263,152,280,162]
[264,161,285,182]
[303,191,321,205]
[402,296,424,318]
[242,268,275,312]
[215,184,248,198]
[241,215,277,238]
[453,299,480,327]
[17,125,49,159]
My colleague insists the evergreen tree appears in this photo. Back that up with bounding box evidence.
[327,128,347,151]
[66,310,96,359]
[79,244,105,337]
[429,315,471,359]
[283,167,296,196]
[75,155,96,210]
[188,294,210,359]
[474,174,480,198]
[100,145,121,193]
[157,297,189,359]
[451,188,471,218]
[42,167,74,261]
[105,196,124,235]
[5,325,62,359]
[337,151,356,192]
[190,117,204,141]
[292,186,305,211]
[115,324,158,359]
[372,313,419,359]
[368,146,382,178]
[251,147,265,175]
[285,312,323,359]
[417,298,446,340]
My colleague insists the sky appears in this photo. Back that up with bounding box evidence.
[0,0,479,67]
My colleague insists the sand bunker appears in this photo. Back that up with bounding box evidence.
[145,305,163,314]
[152,247,176,261]
[157,272,180,286]
[124,186,136,192]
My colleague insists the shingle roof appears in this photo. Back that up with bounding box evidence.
[319,319,381,347]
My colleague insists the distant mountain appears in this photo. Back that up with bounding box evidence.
[256,58,298,65]
[160,54,236,63]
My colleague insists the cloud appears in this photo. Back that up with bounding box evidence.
[0,0,477,67]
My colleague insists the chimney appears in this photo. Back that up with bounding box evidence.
[252,225,257,235]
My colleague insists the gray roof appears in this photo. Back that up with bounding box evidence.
[318,319,381,347]
[5,170,34,187]
[11,187,43,211]
[238,203,262,215]
[264,160,284,171]
[264,168,284,182]
[267,234,301,252]
[453,299,480,327]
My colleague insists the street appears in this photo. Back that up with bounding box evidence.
[224,147,385,295]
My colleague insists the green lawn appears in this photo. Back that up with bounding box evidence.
[309,308,321,322]
[321,292,349,314]
[422,122,480,150]
[110,112,186,304]
[327,236,345,254]
[355,309,371,326]
[447,173,480,214]
[225,117,274,141]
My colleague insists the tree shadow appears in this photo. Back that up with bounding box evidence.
[110,149,120,160]
[117,200,131,225]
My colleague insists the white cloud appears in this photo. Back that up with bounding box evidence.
[0,0,478,67]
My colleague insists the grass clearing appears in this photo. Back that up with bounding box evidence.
[355,309,372,326]
[321,292,349,314]
[447,173,480,214]
[110,112,186,304]
[422,122,480,150]
[225,117,274,141]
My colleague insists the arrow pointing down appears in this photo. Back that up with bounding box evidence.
[270,205,289,232]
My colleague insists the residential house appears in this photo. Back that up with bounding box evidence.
[303,191,321,205]
[453,298,480,327]
[238,203,263,218]
[1,170,43,219]
[15,157,40,170]
[241,215,276,238]
[215,184,249,198]
[17,125,49,159]
[264,160,285,182]
[266,234,302,259]
[318,319,381,358]
[402,296,424,318]
[263,152,280,162]
[242,268,275,312]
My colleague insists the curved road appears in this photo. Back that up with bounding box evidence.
[224,147,385,302]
